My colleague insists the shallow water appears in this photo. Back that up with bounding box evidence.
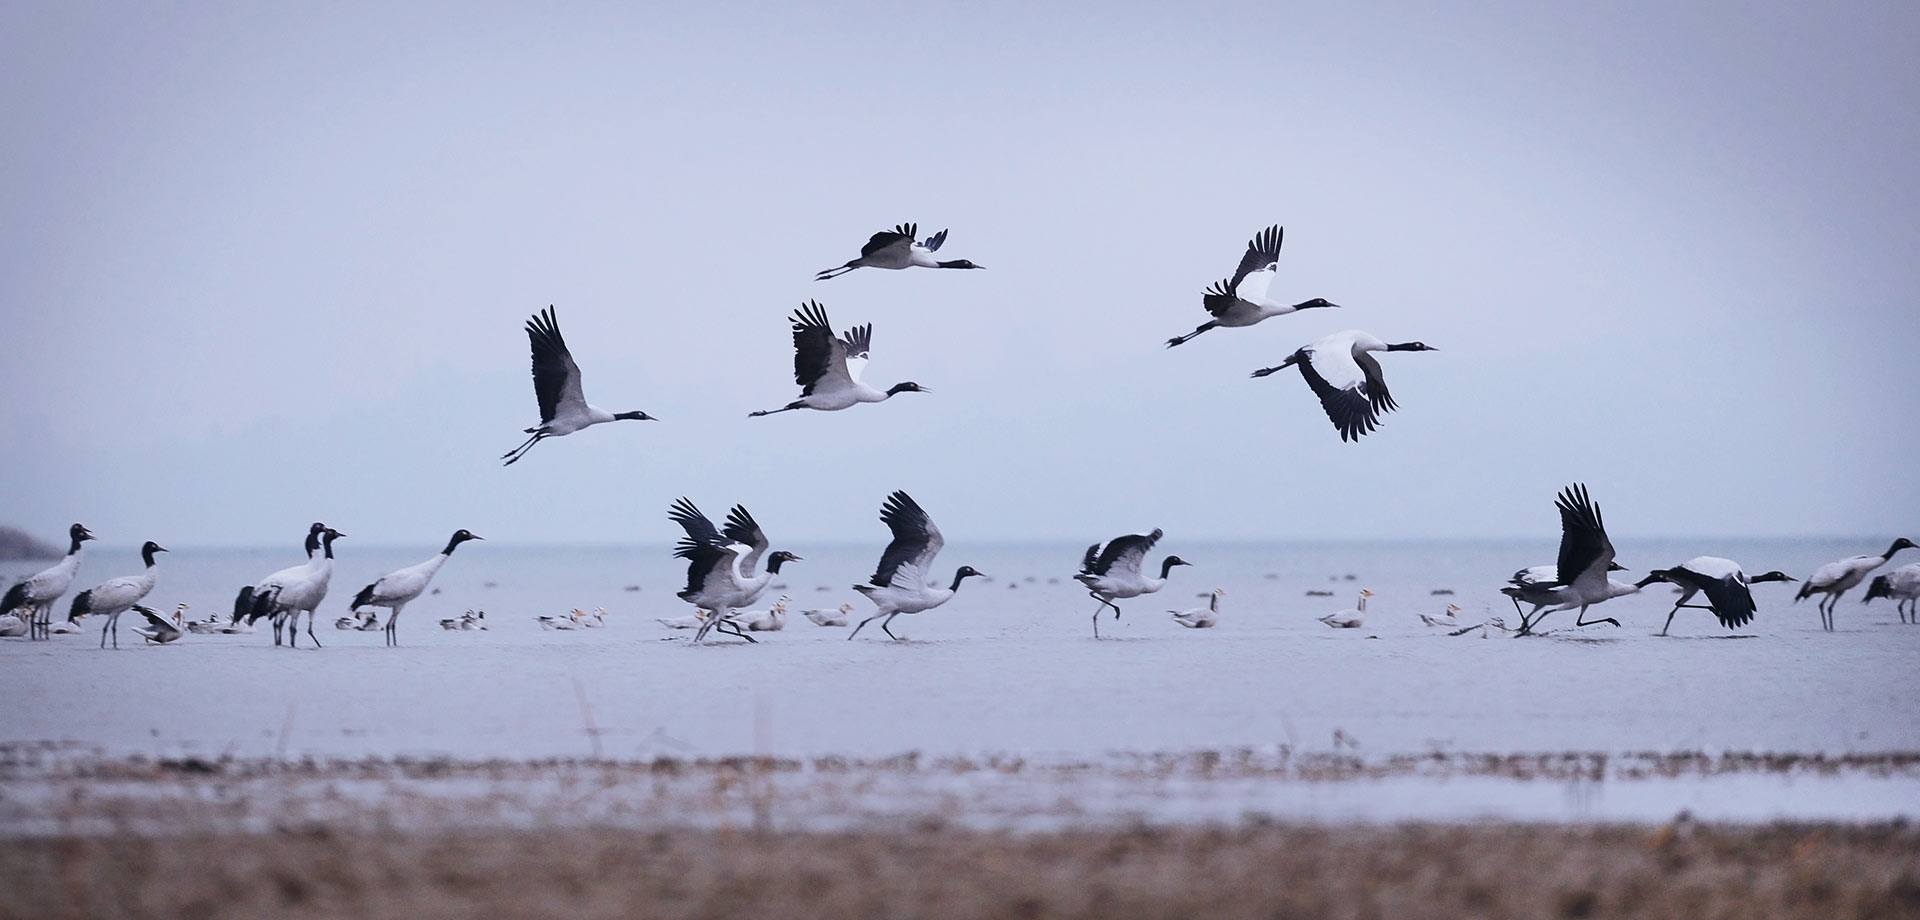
[4,538,1915,772]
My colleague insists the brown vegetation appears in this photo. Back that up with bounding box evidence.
[4,821,1917,920]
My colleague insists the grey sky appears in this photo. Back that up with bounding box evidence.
[3,1,1916,548]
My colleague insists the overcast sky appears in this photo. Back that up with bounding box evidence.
[2,1,1915,548]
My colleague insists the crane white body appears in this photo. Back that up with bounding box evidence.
[1638,556,1796,636]
[1864,563,1920,623]
[349,529,481,647]
[74,541,167,649]
[848,492,984,641]
[669,499,800,643]
[1,524,93,640]
[1797,539,1916,630]
[239,526,341,648]
[1508,485,1639,636]
[1075,529,1190,637]
[1166,226,1339,347]
[1251,331,1436,441]
[501,307,655,466]
[750,302,925,416]
[815,223,982,279]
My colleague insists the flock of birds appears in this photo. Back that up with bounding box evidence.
[3,223,1913,645]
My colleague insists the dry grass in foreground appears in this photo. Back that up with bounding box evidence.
[5,821,1918,920]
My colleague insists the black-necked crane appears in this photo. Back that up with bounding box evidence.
[1506,484,1639,636]
[1252,331,1437,441]
[349,529,482,647]
[1796,539,1917,630]
[668,498,799,643]
[1,523,93,640]
[1864,562,1920,624]
[71,540,167,649]
[501,306,656,466]
[1636,557,1796,636]
[1074,529,1190,638]
[1166,226,1339,347]
[749,301,927,417]
[815,223,982,280]
[237,525,342,648]
[848,491,984,641]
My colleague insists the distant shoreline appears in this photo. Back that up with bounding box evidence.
[0,526,57,562]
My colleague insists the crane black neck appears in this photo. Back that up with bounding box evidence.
[321,533,340,559]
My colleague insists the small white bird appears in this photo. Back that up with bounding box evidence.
[1166,226,1340,347]
[1420,604,1463,628]
[815,223,983,280]
[1251,331,1437,441]
[1864,563,1920,624]
[1320,589,1372,628]
[803,603,854,627]
[0,612,26,638]
[1796,539,1917,631]
[501,307,657,466]
[540,609,585,630]
[130,604,183,645]
[579,607,607,628]
[734,596,790,632]
[749,302,927,417]
[1170,588,1225,628]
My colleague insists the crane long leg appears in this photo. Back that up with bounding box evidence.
[1166,322,1216,348]
[501,433,544,466]
[1516,606,1552,637]
[385,605,403,647]
[881,613,902,641]
[848,611,887,640]
[100,613,111,649]
[715,620,756,643]
[1574,605,1619,628]
[304,609,322,648]
[1658,602,1717,637]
